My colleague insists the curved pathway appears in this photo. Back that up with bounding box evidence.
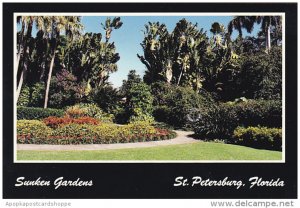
[17,130,200,151]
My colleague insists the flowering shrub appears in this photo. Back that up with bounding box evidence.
[43,116,100,129]
[127,121,157,134]
[17,120,52,144]
[65,106,85,118]
[65,103,114,123]
[50,124,98,144]
[233,126,282,151]
[17,121,177,145]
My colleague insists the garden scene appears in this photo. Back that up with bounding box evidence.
[16,15,282,161]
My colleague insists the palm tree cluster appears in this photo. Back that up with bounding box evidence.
[228,16,281,52]
[16,16,122,108]
[138,16,282,100]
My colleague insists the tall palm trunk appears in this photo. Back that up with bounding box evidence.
[177,67,184,86]
[16,58,27,103]
[266,25,271,53]
[16,22,25,78]
[16,52,22,76]
[44,49,56,108]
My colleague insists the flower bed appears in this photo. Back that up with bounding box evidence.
[17,121,177,145]
[43,116,100,129]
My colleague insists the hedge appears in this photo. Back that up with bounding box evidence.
[17,107,64,120]
[233,126,282,151]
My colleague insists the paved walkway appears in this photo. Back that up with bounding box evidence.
[17,130,200,151]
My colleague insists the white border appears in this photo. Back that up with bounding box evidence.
[13,12,286,163]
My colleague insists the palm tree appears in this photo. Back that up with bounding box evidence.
[44,16,83,108]
[228,16,281,53]
[228,16,256,38]
[16,16,35,103]
[101,17,123,42]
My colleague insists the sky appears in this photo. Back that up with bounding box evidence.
[81,16,259,87]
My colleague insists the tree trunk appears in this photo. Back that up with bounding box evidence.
[16,41,30,103]
[177,67,184,86]
[16,21,25,81]
[16,20,30,103]
[266,25,271,53]
[16,52,21,78]
[16,67,25,103]
[44,51,56,109]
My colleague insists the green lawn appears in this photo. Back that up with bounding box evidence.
[17,142,282,161]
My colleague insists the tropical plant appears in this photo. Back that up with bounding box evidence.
[201,22,242,101]
[138,19,208,90]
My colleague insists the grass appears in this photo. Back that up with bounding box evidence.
[17,142,282,161]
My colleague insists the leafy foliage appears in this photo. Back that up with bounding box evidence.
[238,46,282,99]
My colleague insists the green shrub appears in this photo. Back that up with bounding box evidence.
[17,83,45,107]
[17,85,30,106]
[89,85,121,114]
[29,82,45,107]
[112,106,128,124]
[192,99,282,139]
[152,122,174,130]
[17,107,64,120]
[17,120,52,144]
[193,104,238,139]
[126,82,154,123]
[152,84,214,128]
[233,126,282,150]
[226,99,282,128]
